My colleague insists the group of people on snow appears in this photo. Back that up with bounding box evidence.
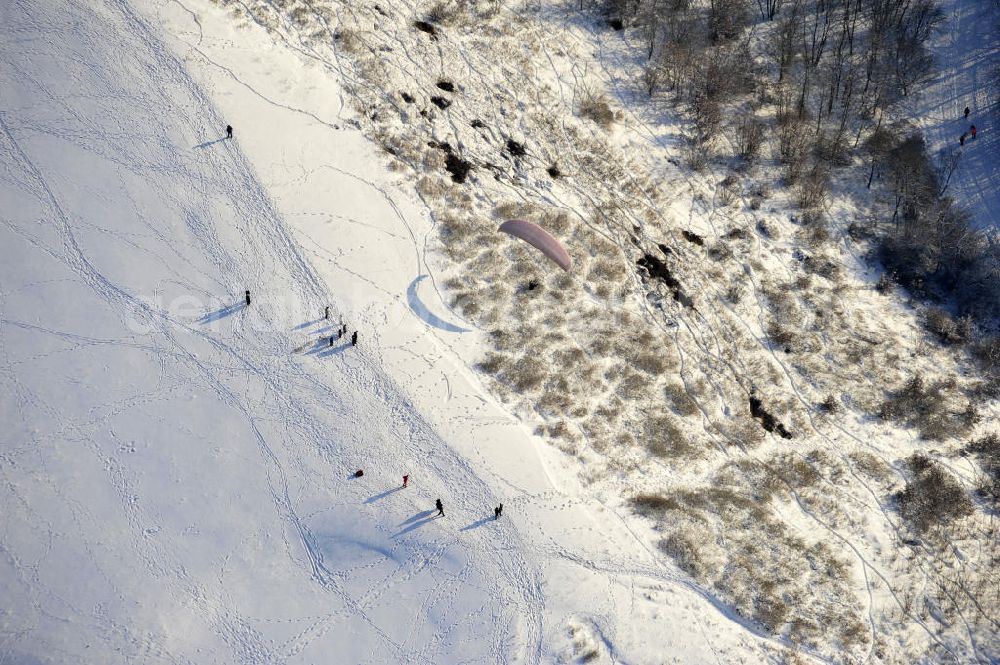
[959,106,978,146]
[351,472,503,524]
[229,123,504,532]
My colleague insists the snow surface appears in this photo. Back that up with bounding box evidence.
[908,0,999,231]
[0,0,793,662]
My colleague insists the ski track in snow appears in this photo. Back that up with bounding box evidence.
[1,1,546,663]
[4,0,994,662]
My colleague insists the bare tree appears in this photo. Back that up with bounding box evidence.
[756,0,782,21]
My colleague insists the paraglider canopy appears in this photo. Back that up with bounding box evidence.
[498,219,572,272]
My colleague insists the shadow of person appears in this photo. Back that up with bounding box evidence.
[392,513,438,538]
[193,137,228,149]
[365,486,403,504]
[398,510,435,526]
[293,317,325,331]
[198,302,242,324]
[317,343,351,357]
[459,516,494,531]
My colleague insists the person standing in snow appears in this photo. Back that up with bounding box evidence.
[964,106,970,119]
[435,498,444,517]
[403,474,409,488]
[494,503,503,520]
[226,125,233,139]
[971,125,977,139]
[960,133,967,146]
[245,290,251,306]
[351,331,358,346]
[325,306,330,320]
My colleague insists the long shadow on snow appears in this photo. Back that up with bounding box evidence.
[193,136,228,149]
[459,516,495,531]
[198,302,242,324]
[399,509,435,526]
[393,510,438,537]
[316,342,351,357]
[407,275,469,333]
[365,486,403,504]
[294,317,325,331]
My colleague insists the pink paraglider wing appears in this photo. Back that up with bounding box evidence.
[498,219,572,272]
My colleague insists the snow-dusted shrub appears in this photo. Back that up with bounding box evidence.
[644,413,696,459]
[631,496,680,523]
[848,451,893,483]
[816,394,840,415]
[966,434,999,505]
[658,530,707,578]
[653,479,861,644]
[734,112,764,162]
[334,28,364,54]
[724,281,745,304]
[767,321,797,351]
[577,88,618,128]
[721,414,765,449]
[878,374,978,441]
[973,336,1000,376]
[923,307,972,345]
[504,354,548,393]
[664,382,699,417]
[897,454,973,533]
[586,268,625,301]
[796,163,829,210]
[415,175,451,199]
[707,0,751,44]
[717,182,736,207]
[425,0,464,25]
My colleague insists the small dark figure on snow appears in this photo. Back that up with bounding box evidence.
[329,336,335,347]
[336,328,343,340]
[971,125,977,139]
[351,331,358,346]
[964,106,970,119]
[435,498,444,517]
[354,469,364,478]
[226,125,233,139]
[494,503,503,520]
[325,306,330,320]
[960,133,967,146]
[245,290,251,306]
[342,324,348,336]
[403,474,409,488]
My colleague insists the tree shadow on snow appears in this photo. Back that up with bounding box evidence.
[193,137,228,149]
[459,516,495,531]
[365,486,403,504]
[407,275,469,333]
[198,302,242,324]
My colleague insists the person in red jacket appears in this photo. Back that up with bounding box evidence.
[971,125,977,139]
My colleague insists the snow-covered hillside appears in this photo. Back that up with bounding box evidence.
[0,0,788,663]
[906,0,999,232]
[2,0,997,663]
